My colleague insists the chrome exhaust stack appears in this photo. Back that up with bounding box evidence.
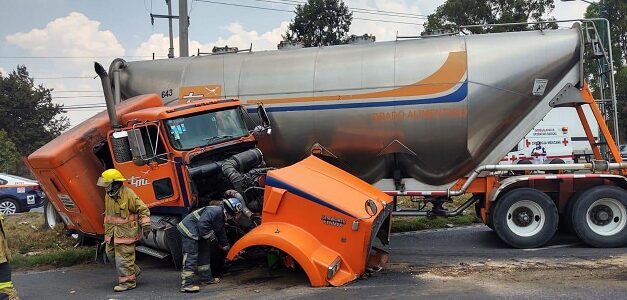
[94,62,121,129]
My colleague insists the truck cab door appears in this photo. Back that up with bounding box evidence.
[108,124,182,208]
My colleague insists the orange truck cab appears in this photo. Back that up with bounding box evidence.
[27,91,393,286]
[227,156,393,287]
[27,94,267,263]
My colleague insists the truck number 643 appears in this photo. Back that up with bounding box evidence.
[161,89,173,98]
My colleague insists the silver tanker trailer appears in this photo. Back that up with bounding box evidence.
[104,20,627,249]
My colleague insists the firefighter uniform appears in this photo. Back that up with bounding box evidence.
[0,214,18,300]
[103,185,151,291]
[177,206,229,291]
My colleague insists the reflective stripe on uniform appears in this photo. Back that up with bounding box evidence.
[177,223,197,240]
[140,216,151,226]
[197,264,210,272]
[192,209,202,220]
[105,214,138,225]
[113,236,140,244]
[119,274,136,283]
[0,281,12,289]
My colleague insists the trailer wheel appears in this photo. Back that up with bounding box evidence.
[546,158,565,174]
[492,188,558,248]
[514,160,532,175]
[570,186,627,247]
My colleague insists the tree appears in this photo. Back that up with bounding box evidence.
[282,0,353,47]
[0,66,70,157]
[584,0,627,141]
[0,130,20,174]
[424,0,556,34]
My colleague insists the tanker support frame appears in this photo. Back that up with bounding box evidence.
[385,82,627,249]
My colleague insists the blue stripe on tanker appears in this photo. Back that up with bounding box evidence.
[246,81,468,113]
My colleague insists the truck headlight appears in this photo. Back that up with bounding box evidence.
[326,257,341,280]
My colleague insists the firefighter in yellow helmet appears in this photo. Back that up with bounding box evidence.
[0,213,18,299]
[97,169,151,292]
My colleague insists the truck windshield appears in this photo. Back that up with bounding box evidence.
[165,108,248,150]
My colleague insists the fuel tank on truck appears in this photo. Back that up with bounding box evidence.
[113,27,582,186]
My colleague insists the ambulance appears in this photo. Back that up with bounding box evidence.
[502,122,574,165]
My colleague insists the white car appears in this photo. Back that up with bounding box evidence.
[620,144,627,159]
[0,173,45,214]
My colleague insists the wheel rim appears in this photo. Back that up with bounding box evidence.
[506,200,545,237]
[586,198,626,236]
[0,201,17,214]
[45,203,58,229]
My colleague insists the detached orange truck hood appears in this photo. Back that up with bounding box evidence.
[227,156,393,287]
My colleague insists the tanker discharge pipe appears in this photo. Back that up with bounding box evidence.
[386,161,627,198]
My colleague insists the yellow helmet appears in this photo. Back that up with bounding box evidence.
[97,169,126,186]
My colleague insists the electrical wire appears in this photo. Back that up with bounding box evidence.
[33,76,94,80]
[52,96,104,99]
[0,55,166,59]
[52,90,100,93]
[253,0,429,19]
[196,0,424,25]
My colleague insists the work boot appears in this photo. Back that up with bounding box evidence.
[200,277,220,285]
[113,282,136,292]
[180,285,200,293]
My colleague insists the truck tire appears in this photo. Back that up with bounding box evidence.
[514,160,532,175]
[492,188,558,248]
[44,200,63,230]
[546,158,565,174]
[570,186,627,247]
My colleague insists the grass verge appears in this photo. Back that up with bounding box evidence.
[3,212,95,270]
[390,194,482,233]
[11,247,95,270]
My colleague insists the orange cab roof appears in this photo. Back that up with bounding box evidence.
[28,94,163,169]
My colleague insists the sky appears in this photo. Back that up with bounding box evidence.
[0,0,590,127]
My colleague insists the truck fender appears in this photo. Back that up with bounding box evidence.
[226,222,356,287]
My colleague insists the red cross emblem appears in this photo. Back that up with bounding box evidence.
[562,138,569,146]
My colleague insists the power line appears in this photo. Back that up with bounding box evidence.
[52,96,104,99]
[52,90,100,93]
[0,55,164,59]
[253,0,428,19]
[33,76,95,80]
[196,0,424,25]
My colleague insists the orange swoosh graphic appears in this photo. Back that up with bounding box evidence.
[255,51,467,105]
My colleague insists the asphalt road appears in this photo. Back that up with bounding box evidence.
[13,225,627,300]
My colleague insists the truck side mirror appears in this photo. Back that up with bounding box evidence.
[127,129,147,166]
[256,104,271,128]
[365,199,378,216]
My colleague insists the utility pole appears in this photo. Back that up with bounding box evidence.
[151,0,179,58]
[179,0,189,57]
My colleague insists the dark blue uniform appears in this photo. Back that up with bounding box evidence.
[177,206,229,288]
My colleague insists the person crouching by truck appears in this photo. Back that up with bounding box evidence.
[96,169,151,292]
[0,213,18,300]
[176,198,243,293]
